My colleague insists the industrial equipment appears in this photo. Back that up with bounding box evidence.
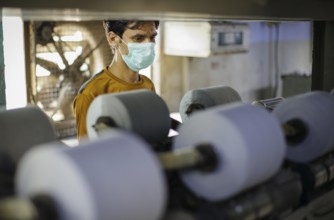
[1,89,333,220]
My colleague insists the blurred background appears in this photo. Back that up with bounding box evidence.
[0,3,321,141]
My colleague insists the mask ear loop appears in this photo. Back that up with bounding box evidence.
[117,36,128,57]
[110,36,127,64]
[110,45,117,64]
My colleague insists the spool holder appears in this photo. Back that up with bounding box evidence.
[93,117,219,172]
[198,170,302,220]
[185,103,206,116]
[92,116,118,132]
[251,97,285,112]
[92,114,309,173]
[290,154,334,194]
[282,118,308,146]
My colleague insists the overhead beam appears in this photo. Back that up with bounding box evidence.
[1,0,334,21]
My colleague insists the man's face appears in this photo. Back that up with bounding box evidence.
[119,21,158,55]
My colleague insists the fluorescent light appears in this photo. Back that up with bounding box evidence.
[2,8,27,109]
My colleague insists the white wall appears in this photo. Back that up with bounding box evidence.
[159,21,312,112]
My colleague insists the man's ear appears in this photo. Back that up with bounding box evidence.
[106,31,120,48]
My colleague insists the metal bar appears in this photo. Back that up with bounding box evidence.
[311,21,334,92]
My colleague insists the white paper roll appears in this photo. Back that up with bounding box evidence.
[0,105,57,164]
[173,103,286,201]
[87,89,170,143]
[273,91,334,162]
[179,85,242,122]
[16,130,167,220]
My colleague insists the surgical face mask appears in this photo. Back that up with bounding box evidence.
[118,38,156,72]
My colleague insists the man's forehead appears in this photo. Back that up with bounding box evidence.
[127,21,156,29]
[124,23,157,36]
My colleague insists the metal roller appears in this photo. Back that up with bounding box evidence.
[179,85,242,122]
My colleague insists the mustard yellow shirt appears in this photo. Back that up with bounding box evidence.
[73,66,155,141]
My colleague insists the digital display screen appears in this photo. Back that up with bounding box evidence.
[218,32,243,46]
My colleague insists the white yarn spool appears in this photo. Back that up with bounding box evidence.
[173,103,286,201]
[273,91,334,162]
[87,89,170,143]
[179,85,242,122]
[16,130,167,220]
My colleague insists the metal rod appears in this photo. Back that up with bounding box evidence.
[93,118,219,172]
[0,197,37,220]
[158,147,204,171]
[159,144,218,172]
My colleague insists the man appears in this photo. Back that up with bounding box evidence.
[73,20,159,142]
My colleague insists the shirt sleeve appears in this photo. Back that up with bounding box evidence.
[72,93,93,142]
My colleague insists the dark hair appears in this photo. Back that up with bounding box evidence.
[103,20,160,38]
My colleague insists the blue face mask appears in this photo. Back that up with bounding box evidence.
[119,40,156,72]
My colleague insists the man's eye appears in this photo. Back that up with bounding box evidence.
[134,36,144,41]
